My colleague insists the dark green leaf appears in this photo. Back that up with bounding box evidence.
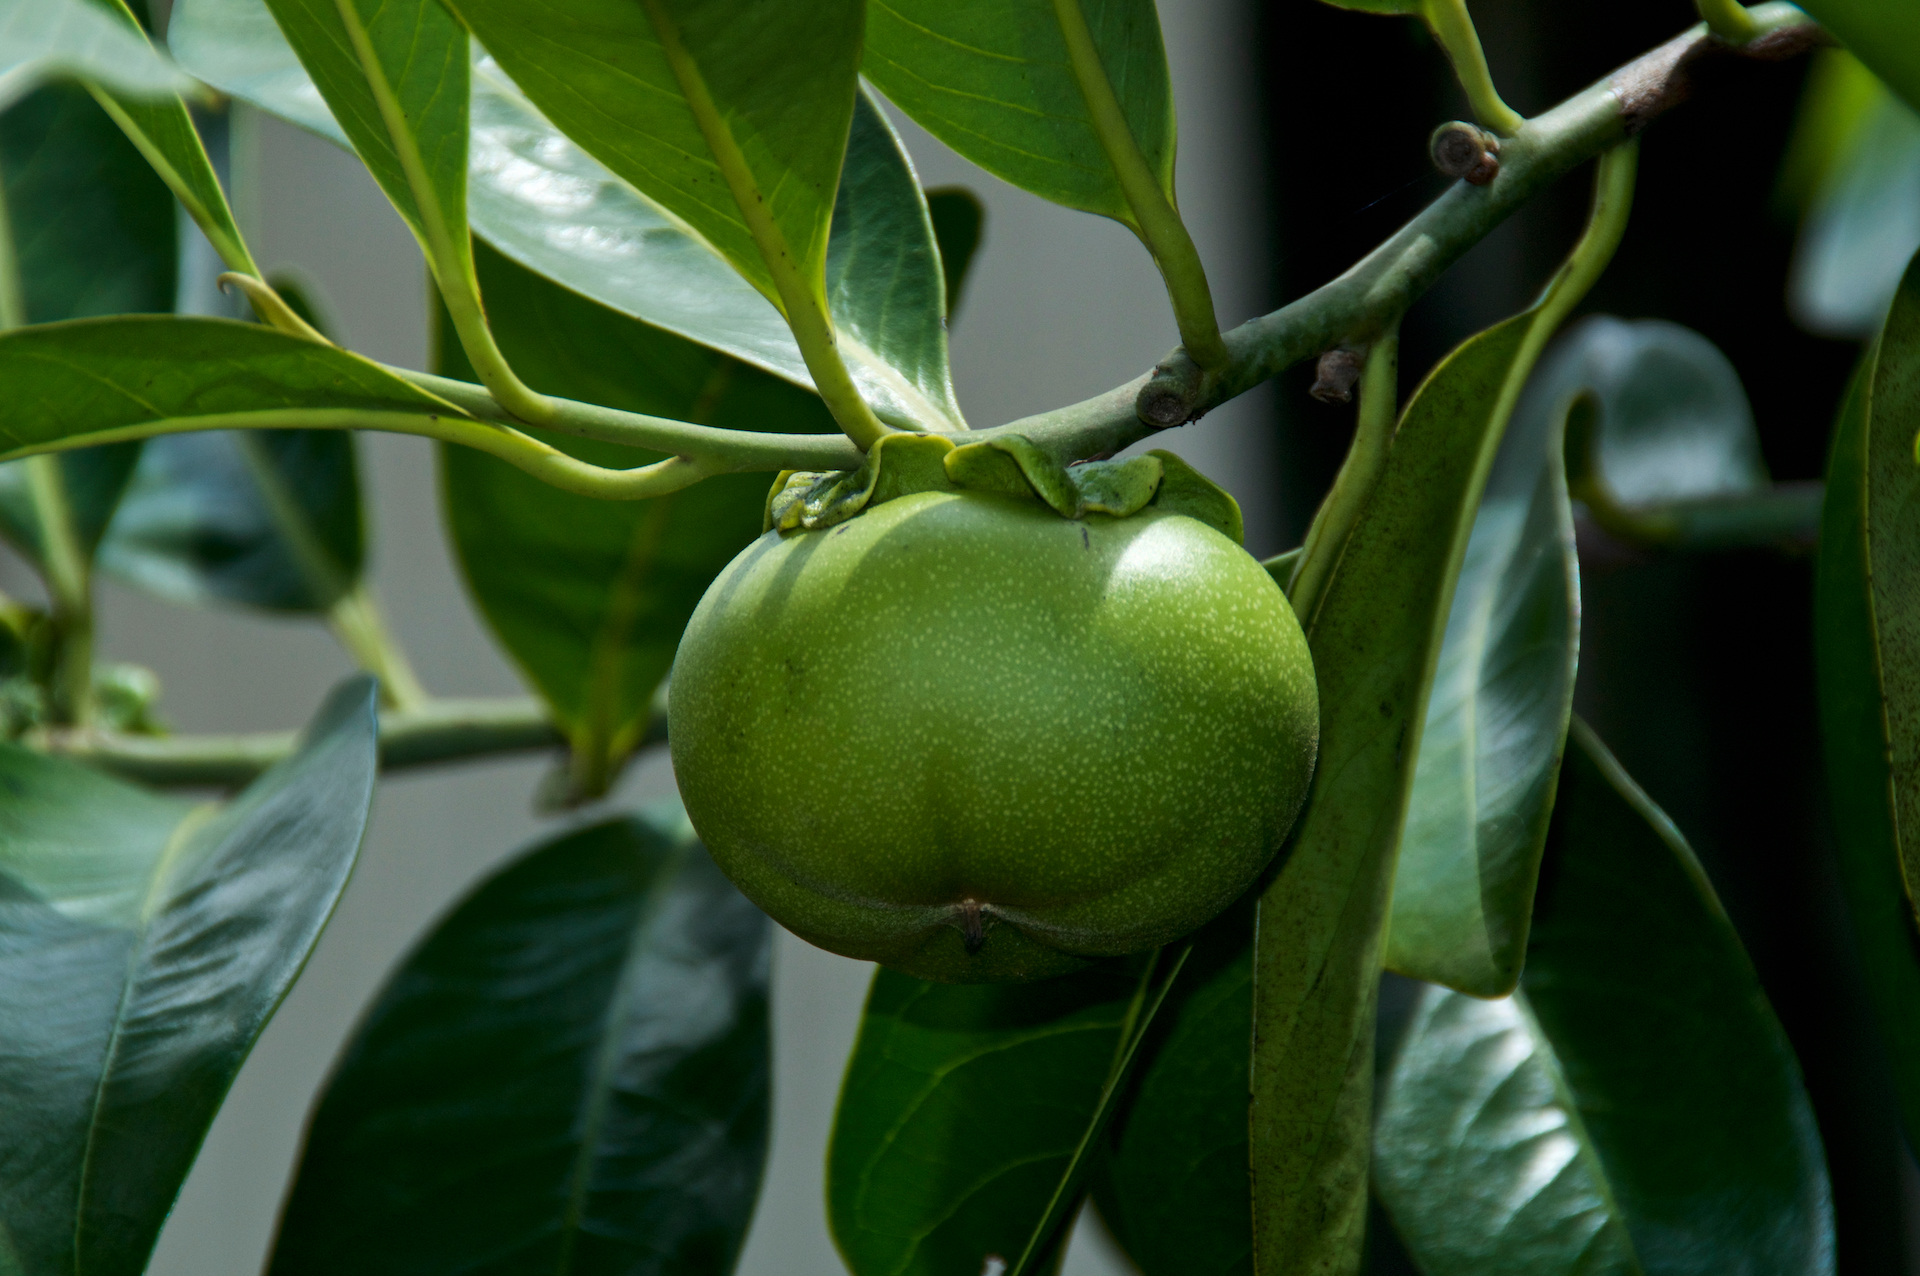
[0,675,378,1276]
[98,428,363,612]
[0,81,173,570]
[0,0,198,110]
[261,0,470,265]
[926,186,984,319]
[1388,341,1579,997]
[1251,311,1536,1271]
[0,315,454,463]
[863,0,1173,224]
[268,806,771,1276]
[1377,721,1835,1276]
[445,0,858,330]
[1091,909,1254,1276]
[1794,0,1920,118]
[1815,251,1920,1142]
[436,240,835,796]
[171,2,964,429]
[828,961,1148,1276]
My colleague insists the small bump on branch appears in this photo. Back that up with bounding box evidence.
[1310,348,1366,404]
[1430,122,1502,186]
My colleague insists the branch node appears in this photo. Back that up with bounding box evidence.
[1310,348,1366,404]
[1430,122,1501,186]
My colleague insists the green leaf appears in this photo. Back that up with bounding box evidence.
[97,429,364,612]
[1815,251,1920,1143]
[0,675,378,1276]
[1315,0,1421,11]
[862,0,1173,225]
[926,186,985,319]
[828,960,1149,1276]
[436,240,835,797]
[1250,310,1537,1272]
[0,315,453,462]
[1376,721,1835,1276]
[444,0,858,328]
[170,4,965,433]
[267,805,771,1275]
[1090,910,1255,1276]
[261,0,470,267]
[1387,342,1579,997]
[1793,0,1920,119]
[0,0,198,110]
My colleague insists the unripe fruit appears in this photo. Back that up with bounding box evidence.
[669,489,1318,983]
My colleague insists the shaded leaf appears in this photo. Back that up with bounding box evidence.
[1815,251,1920,1142]
[169,3,965,431]
[268,805,771,1276]
[436,240,835,796]
[1793,0,1920,119]
[0,675,378,1276]
[0,315,454,463]
[1377,722,1835,1276]
[1388,338,1579,996]
[828,961,1149,1276]
[863,0,1174,226]
[0,0,197,110]
[926,186,984,318]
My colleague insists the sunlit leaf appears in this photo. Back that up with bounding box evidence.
[1815,250,1920,1144]
[0,0,196,110]
[1376,721,1834,1276]
[0,676,377,1276]
[268,805,770,1275]
[436,241,834,797]
[863,0,1173,225]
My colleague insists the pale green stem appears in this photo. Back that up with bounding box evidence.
[1423,0,1526,136]
[1696,0,1763,43]
[327,583,430,712]
[1287,323,1400,623]
[637,0,892,449]
[1052,0,1228,372]
[331,0,555,426]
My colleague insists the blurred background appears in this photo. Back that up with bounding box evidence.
[3,0,1916,1270]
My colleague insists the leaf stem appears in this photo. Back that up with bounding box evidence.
[638,0,891,449]
[331,0,555,427]
[1052,0,1228,372]
[1287,320,1400,623]
[1422,0,1526,136]
[326,582,429,712]
[1695,0,1763,43]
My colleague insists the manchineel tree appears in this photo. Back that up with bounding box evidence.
[0,0,1915,1272]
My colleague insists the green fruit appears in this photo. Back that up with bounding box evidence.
[669,488,1318,983]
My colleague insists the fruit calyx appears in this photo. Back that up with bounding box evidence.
[764,431,1244,543]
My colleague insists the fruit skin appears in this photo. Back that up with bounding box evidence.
[669,489,1319,983]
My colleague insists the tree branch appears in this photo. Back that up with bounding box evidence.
[977,2,1822,466]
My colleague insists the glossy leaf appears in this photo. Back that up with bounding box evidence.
[0,81,174,570]
[269,806,771,1275]
[170,1,965,431]
[0,0,197,110]
[1787,56,1920,340]
[926,187,984,318]
[1251,309,1539,1273]
[1091,909,1255,1276]
[1793,0,1920,119]
[1388,340,1579,997]
[0,675,378,1276]
[1815,252,1920,1141]
[828,961,1149,1276]
[98,428,363,612]
[1376,721,1834,1276]
[437,240,835,796]
[261,0,471,263]
[0,315,452,463]
[445,0,859,326]
[863,0,1174,225]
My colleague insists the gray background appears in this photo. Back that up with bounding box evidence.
[0,4,1276,1271]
